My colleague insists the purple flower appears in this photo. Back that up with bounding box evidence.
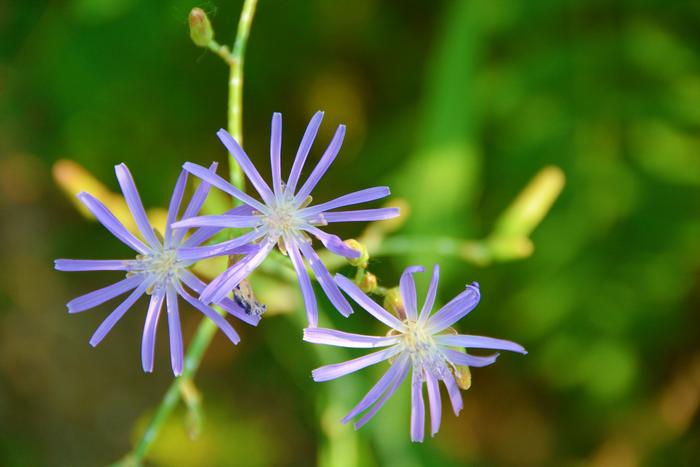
[173,112,399,326]
[55,163,259,376]
[304,265,527,442]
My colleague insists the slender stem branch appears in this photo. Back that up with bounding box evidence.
[120,2,259,465]
[228,0,258,186]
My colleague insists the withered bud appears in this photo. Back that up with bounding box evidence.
[189,8,214,47]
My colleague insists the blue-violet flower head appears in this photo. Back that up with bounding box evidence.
[55,163,258,376]
[303,265,527,442]
[174,112,399,327]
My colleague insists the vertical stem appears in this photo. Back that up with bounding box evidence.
[228,0,259,186]
[120,2,259,465]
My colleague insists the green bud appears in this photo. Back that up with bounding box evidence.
[344,239,369,268]
[189,8,214,47]
[359,272,377,293]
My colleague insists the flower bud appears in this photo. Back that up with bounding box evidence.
[189,8,214,47]
[344,239,369,268]
[383,287,405,320]
[359,272,377,293]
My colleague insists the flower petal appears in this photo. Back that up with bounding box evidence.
[55,259,133,271]
[141,291,165,373]
[441,370,463,416]
[181,206,257,249]
[177,229,264,260]
[334,274,405,331]
[297,241,353,317]
[216,129,275,205]
[425,373,442,437]
[174,162,218,244]
[179,287,241,345]
[183,162,267,213]
[299,187,391,218]
[294,124,345,204]
[179,270,261,326]
[442,349,500,367]
[164,169,188,247]
[173,214,261,230]
[67,274,144,314]
[303,226,360,258]
[418,265,439,324]
[311,346,401,382]
[436,334,527,354]
[77,192,149,254]
[89,281,149,346]
[114,164,160,247]
[426,282,480,334]
[286,111,323,196]
[353,355,411,430]
[410,370,425,442]
[200,241,274,304]
[303,328,398,348]
[317,208,400,223]
[270,112,283,195]
[166,286,184,376]
[287,244,318,327]
[399,266,424,321]
[342,353,407,423]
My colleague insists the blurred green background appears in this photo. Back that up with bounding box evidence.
[2,0,700,465]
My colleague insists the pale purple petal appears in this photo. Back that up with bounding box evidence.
[297,241,353,317]
[270,112,283,195]
[181,206,257,248]
[426,282,481,334]
[342,354,407,424]
[441,370,463,416]
[179,270,261,326]
[418,265,439,324]
[114,164,160,247]
[311,346,401,382]
[77,192,149,254]
[436,334,527,354]
[89,281,149,346]
[55,259,133,271]
[353,355,410,430]
[294,124,345,204]
[425,373,442,437]
[141,291,165,373]
[410,370,425,442]
[334,274,405,331]
[172,214,261,230]
[442,349,499,368]
[286,111,323,196]
[183,162,267,213]
[166,286,184,376]
[200,241,274,304]
[179,287,241,345]
[67,274,144,314]
[303,328,398,349]
[287,244,318,327]
[399,266,423,321]
[164,169,188,247]
[216,129,275,205]
[174,162,218,244]
[303,226,360,258]
[299,187,391,217]
[316,208,400,223]
[177,229,264,260]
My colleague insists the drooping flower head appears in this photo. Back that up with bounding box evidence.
[304,265,527,442]
[55,163,259,376]
[173,112,399,326]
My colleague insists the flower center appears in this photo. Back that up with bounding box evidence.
[133,248,186,292]
[261,197,303,239]
[400,320,451,380]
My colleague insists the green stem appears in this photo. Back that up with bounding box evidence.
[227,0,258,186]
[121,2,259,465]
